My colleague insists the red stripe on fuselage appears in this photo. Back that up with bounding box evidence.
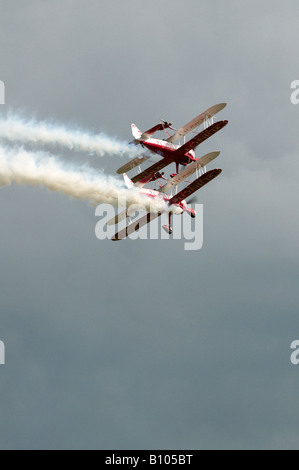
[143,141,194,162]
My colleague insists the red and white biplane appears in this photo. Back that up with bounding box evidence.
[110,103,228,240]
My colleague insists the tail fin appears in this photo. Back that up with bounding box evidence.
[131,124,142,140]
[123,173,134,189]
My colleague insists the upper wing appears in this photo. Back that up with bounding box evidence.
[168,169,222,205]
[159,151,220,193]
[173,120,228,159]
[167,103,227,143]
[112,212,162,241]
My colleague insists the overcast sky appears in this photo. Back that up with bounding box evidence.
[0,0,299,450]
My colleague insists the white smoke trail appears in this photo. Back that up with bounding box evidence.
[0,145,166,212]
[0,114,139,158]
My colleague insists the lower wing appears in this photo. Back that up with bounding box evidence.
[112,212,162,241]
[116,154,150,174]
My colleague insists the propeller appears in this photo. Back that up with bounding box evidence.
[187,196,198,205]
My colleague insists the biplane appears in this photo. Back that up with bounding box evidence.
[111,103,228,240]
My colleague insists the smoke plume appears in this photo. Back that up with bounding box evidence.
[0,114,138,158]
[0,145,166,212]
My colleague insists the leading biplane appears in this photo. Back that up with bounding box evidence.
[111,103,228,240]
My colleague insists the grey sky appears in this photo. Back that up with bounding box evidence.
[0,0,299,449]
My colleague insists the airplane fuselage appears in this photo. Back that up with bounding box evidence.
[139,186,187,215]
[141,138,196,163]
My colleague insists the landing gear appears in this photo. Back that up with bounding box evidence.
[162,212,173,235]
[162,225,173,235]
